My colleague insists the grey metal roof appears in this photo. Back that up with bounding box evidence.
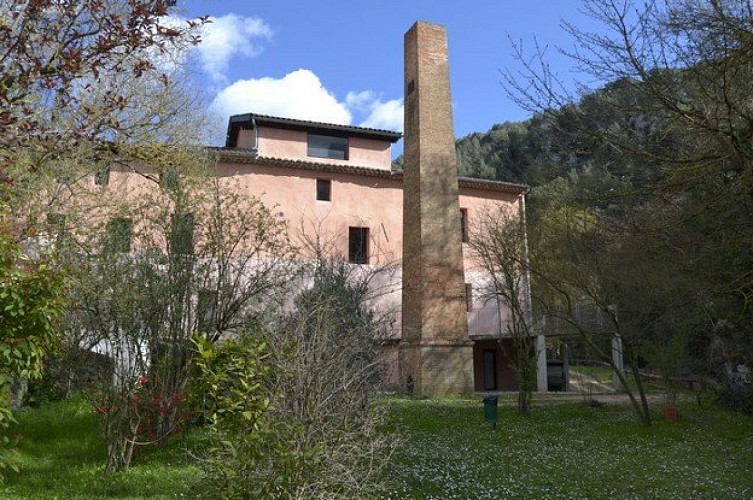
[226,113,402,147]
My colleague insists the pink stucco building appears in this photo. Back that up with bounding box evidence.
[213,112,540,392]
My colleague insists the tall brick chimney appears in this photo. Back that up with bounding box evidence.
[401,21,473,395]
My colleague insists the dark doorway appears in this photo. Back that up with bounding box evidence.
[473,339,519,391]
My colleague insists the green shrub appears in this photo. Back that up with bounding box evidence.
[193,331,299,499]
[0,233,65,480]
[193,261,396,499]
[25,350,113,407]
[719,387,753,415]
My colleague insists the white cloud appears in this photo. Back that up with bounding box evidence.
[211,69,352,128]
[208,69,402,144]
[346,91,404,131]
[197,14,273,83]
[345,90,376,110]
[360,98,404,132]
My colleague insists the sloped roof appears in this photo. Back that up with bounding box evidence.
[214,148,529,194]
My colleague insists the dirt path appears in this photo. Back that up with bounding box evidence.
[568,369,616,393]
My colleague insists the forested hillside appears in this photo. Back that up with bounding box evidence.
[394,77,667,192]
[446,78,660,187]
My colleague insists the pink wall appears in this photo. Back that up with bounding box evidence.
[215,161,522,269]
[90,162,523,272]
[215,161,404,265]
[237,126,393,170]
[87,160,525,341]
[458,188,521,269]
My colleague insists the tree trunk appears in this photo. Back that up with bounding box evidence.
[10,376,28,410]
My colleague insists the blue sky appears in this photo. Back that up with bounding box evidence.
[178,1,602,151]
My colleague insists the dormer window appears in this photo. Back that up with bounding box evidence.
[308,133,348,160]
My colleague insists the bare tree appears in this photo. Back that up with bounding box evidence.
[60,146,293,471]
[194,257,397,499]
[273,259,395,498]
[469,206,536,415]
[530,203,669,426]
[505,0,753,402]
[0,0,205,159]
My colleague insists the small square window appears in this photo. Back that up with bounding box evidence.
[46,212,67,240]
[169,212,194,255]
[460,208,468,243]
[348,227,369,264]
[308,134,348,160]
[197,289,218,334]
[46,212,66,227]
[316,179,331,201]
[160,166,180,190]
[95,166,110,186]
[105,217,133,253]
[57,173,74,186]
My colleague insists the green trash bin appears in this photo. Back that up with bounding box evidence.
[483,396,498,429]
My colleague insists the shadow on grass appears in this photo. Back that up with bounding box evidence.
[3,398,202,499]
[10,397,103,462]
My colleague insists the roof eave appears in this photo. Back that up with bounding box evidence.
[228,113,403,143]
[214,149,528,194]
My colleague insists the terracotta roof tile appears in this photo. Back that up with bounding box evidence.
[214,149,529,194]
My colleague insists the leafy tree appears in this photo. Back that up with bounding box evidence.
[58,147,293,471]
[0,0,206,412]
[527,198,654,426]
[0,231,64,477]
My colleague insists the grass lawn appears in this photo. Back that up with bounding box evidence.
[2,395,752,499]
[380,396,753,499]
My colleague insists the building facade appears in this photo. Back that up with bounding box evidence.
[214,111,543,393]
[79,21,548,395]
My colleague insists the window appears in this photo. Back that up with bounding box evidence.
[460,208,468,243]
[465,283,473,312]
[94,166,110,186]
[105,217,133,253]
[46,212,66,228]
[348,227,369,264]
[197,289,218,334]
[46,212,67,240]
[160,166,180,190]
[308,133,348,160]
[316,178,331,201]
[57,173,74,186]
[169,212,194,255]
